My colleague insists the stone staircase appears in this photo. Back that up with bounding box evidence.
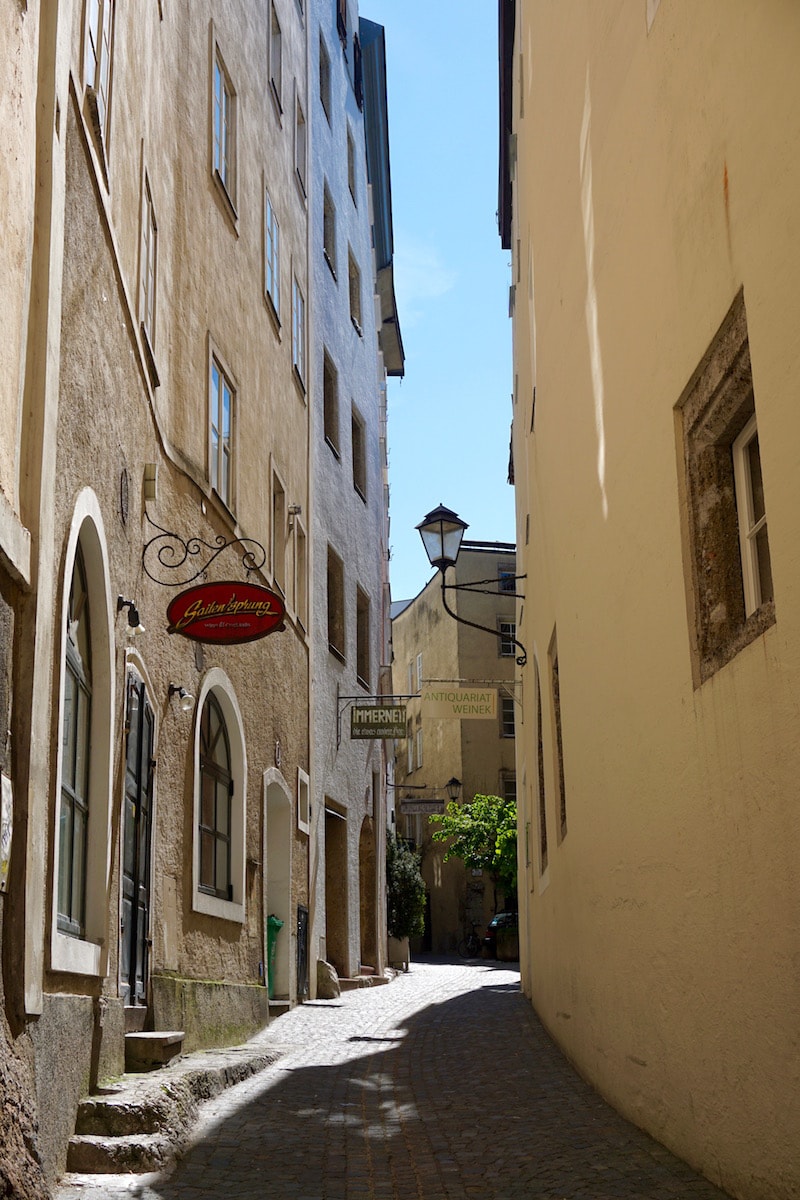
[66,1041,284,1174]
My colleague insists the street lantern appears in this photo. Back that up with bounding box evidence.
[416,504,469,574]
[445,777,462,803]
[416,505,528,667]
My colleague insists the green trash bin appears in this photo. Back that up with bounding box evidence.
[267,914,284,998]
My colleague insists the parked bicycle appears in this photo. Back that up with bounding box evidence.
[457,922,482,959]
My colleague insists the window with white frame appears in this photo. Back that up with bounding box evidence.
[269,3,282,111]
[499,620,516,657]
[84,0,115,150]
[139,172,158,355]
[193,672,246,923]
[213,44,236,204]
[498,563,516,593]
[407,660,414,695]
[265,190,280,320]
[210,355,234,507]
[272,471,286,596]
[295,92,307,194]
[732,414,773,617]
[406,721,414,774]
[415,728,423,770]
[292,276,306,385]
[52,495,115,977]
[297,768,310,835]
[416,652,423,689]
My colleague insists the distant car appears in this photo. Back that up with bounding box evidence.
[483,911,518,957]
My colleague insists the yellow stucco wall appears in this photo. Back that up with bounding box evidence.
[510,3,800,1197]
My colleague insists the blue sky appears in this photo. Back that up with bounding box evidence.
[364,1,516,602]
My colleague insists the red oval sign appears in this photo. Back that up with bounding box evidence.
[166,581,286,644]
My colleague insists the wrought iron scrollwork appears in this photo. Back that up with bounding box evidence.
[142,513,267,586]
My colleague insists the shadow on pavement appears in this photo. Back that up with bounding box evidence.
[130,968,731,1200]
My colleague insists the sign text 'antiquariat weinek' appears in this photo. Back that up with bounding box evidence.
[166,581,285,645]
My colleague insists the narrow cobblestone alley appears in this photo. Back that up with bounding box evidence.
[57,960,732,1200]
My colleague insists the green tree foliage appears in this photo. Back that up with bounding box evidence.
[386,830,427,940]
[429,794,518,897]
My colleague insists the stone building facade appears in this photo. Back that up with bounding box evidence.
[500,2,800,1197]
[391,542,517,953]
[0,0,394,1191]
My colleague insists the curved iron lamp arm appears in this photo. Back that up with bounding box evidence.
[440,576,527,667]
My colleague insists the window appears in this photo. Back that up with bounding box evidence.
[327,547,345,660]
[265,190,280,320]
[269,3,282,111]
[319,34,331,122]
[415,728,423,770]
[84,0,114,149]
[353,32,363,110]
[677,290,775,684]
[272,472,286,595]
[534,658,547,872]
[406,721,414,774]
[347,126,356,202]
[139,172,158,374]
[52,494,114,977]
[348,250,362,334]
[416,652,423,690]
[501,695,516,738]
[352,406,366,499]
[323,185,336,276]
[407,660,414,695]
[323,352,339,454]
[58,545,92,938]
[295,520,307,630]
[336,0,347,48]
[193,671,246,923]
[292,276,306,385]
[295,92,307,194]
[732,415,773,617]
[356,587,370,688]
[199,693,232,901]
[499,620,516,657]
[498,563,516,593]
[502,774,517,805]
[297,768,310,836]
[210,355,234,507]
[549,632,567,839]
[213,45,236,204]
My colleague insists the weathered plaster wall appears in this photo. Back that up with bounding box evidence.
[511,2,800,1196]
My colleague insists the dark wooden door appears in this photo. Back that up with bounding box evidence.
[121,675,154,1006]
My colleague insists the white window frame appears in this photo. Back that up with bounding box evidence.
[292,275,306,386]
[50,491,115,977]
[139,170,158,351]
[406,724,414,774]
[415,728,423,770]
[192,670,247,923]
[416,652,423,689]
[213,43,236,206]
[501,695,516,738]
[732,413,772,617]
[499,620,516,657]
[265,189,281,320]
[297,767,310,836]
[83,0,115,147]
[209,351,235,508]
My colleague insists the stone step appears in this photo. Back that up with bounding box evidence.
[124,1030,184,1072]
[67,1132,174,1174]
[124,1005,147,1033]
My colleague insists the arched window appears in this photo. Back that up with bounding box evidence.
[58,545,92,936]
[199,693,233,901]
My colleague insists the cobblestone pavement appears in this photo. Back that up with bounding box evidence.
[57,958,731,1200]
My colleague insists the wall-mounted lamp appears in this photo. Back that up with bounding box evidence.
[117,595,145,636]
[445,777,462,803]
[416,504,528,666]
[168,683,195,713]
